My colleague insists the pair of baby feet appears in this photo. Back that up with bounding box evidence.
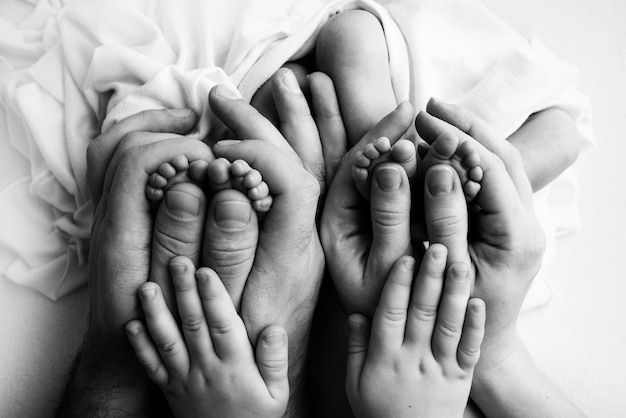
[351,130,484,203]
[145,155,273,213]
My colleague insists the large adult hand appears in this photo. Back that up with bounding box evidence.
[320,102,416,316]
[59,110,213,417]
[416,101,545,353]
[206,78,325,415]
[417,101,584,418]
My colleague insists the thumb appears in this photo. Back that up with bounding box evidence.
[256,325,289,402]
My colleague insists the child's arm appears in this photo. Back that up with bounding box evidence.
[507,107,584,191]
[346,247,485,418]
[125,256,289,418]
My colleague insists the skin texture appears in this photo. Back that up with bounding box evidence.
[346,247,486,418]
[126,257,289,418]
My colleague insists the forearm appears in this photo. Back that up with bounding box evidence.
[507,108,584,192]
[471,334,584,418]
[56,333,168,418]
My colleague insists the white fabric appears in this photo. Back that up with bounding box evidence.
[0,0,593,301]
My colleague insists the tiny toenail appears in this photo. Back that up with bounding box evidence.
[215,201,252,229]
[264,331,285,347]
[281,69,301,94]
[427,167,454,196]
[376,167,402,190]
[166,190,201,218]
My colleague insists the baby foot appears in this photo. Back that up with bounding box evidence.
[207,158,273,213]
[146,155,210,202]
[419,132,483,201]
[351,136,417,200]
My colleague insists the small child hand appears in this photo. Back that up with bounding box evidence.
[125,256,289,418]
[346,245,485,418]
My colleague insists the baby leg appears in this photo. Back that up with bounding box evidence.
[351,136,417,200]
[316,9,397,146]
[418,130,483,201]
[206,157,273,213]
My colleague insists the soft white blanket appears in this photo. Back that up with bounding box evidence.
[0,0,593,301]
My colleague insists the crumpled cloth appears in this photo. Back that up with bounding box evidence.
[0,0,593,301]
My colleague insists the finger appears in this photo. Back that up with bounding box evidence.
[209,86,294,154]
[169,256,213,368]
[346,313,371,397]
[370,256,415,352]
[256,325,290,402]
[272,68,326,192]
[432,264,472,364]
[137,282,189,379]
[405,244,447,346]
[151,183,207,314]
[457,298,486,371]
[423,165,471,269]
[125,320,169,386]
[87,108,196,203]
[201,189,258,311]
[308,71,348,184]
[366,163,412,315]
[195,267,251,360]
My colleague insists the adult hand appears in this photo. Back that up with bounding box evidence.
[206,78,325,415]
[59,109,213,417]
[320,101,416,316]
[416,100,544,356]
[417,100,584,418]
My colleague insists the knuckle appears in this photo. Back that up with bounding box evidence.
[428,215,465,240]
[157,339,178,355]
[180,315,205,333]
[411,304,438,322]
[458,344,481,361]
[381,307,407,324]
[209,319,235,336]
[371,205,408,228]
[437,319,461,338]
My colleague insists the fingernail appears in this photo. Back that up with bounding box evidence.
[427,167,454,196]
[167,108,193,118]
[215,201,252,229]
[402,257,416,270]
[214,85,239,100]
[166,190,200,218]
[451,266,469,282]
[431,247,446,262]
[195,269,211,284]
[281,69,301,94]
[169,261,187,275]
[140,286,156,299]
[376,167,402,190]
[264,331,286,347]
[348,317,363,333]
[126,324,140,336]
